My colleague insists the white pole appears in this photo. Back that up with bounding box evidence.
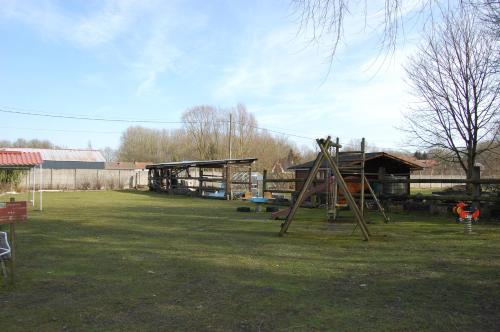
[26,169,29,203]
[32,166,35,207]
[39,164,43,211]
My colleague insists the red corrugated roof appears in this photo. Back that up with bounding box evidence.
[0,151,43,167]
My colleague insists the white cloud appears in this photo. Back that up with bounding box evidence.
[0,0,203,94]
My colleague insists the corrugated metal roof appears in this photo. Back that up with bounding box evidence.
[105,162,150,170]
[147,158,257,169]
[0,151,43,167]
[2,148,106,162]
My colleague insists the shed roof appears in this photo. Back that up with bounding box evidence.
[2,148,105,162]
[146,158,257,169]
[105,161,150,170]
[289,152,423,171]
[0,151,43,168]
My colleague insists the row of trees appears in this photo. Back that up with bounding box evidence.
[117,104,313,171]
[0,138,55,149]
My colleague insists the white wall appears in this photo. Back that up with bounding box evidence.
[18,169,149,190]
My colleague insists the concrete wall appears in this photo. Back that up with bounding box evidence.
[18,169,149,190]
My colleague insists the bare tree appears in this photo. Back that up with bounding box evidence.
[403,7,499,187]
[182,105,226,160]
[230,103,257,158]
[292,1,496,62]
[102,147,117,162]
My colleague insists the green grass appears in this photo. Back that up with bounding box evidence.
[1,191,499,331]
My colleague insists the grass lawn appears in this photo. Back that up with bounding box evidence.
[1,191,499,331]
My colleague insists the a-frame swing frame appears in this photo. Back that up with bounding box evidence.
[279,136,371,240]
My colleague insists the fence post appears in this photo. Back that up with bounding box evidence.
[248,166,252,193]
[377,167,385,195]
[472,166,481,208]
[74,169,77,190]
[262,169,267,195]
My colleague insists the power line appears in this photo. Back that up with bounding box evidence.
[0,107,186,124]
[0,126,121,134]
[1,106,316,141]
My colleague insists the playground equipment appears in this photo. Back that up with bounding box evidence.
[329,137,389,223]
[271,176,334,219]
[453,201,480,234]
[279,137,371,240]
[0,231,11,279]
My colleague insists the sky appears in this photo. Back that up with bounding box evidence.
[0,0,428,152]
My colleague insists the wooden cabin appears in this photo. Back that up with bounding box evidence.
[288,152,423,197]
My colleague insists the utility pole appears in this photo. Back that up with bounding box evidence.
[228,112,232,159]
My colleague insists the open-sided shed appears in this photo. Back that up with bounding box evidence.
[146,158,257,199]
[0,151,44,210]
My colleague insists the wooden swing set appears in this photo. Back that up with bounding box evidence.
[279,136,389,241]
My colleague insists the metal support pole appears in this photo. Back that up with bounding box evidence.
[32,166,35,207]
[25,169,29,203]
[39,164,43,211]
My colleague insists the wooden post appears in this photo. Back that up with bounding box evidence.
[279,150,325,236]
[74,169,77,190]
[262,169,267,196]
[360,138,365,216]
[228,113,233,159]
[364,176,390,223]
[378,167,386,196]
[9,222,15,284]
[199,169,203,196]
[319,140,370,240]
[50,168,53,190]
[406,174,410,197]
[8,197,16,284]
[225,165,232,200]
[279,136,370,240]
[248,166,252,193]
[332,137,340,221]
[472,166,481,208]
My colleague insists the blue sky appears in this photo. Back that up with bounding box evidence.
[0,0,425,151]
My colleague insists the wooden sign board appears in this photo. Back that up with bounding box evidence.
[0,201,27,225]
